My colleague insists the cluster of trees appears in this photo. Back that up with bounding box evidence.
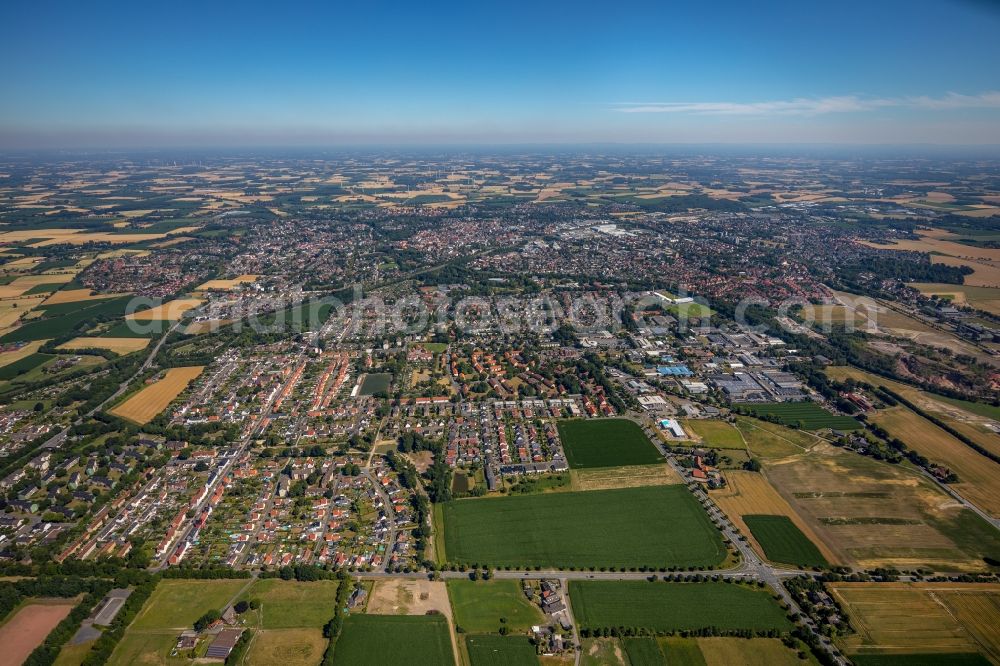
[578,625,786,639]
[839,255,972,286]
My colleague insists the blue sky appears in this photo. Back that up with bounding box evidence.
[1,0,999,147]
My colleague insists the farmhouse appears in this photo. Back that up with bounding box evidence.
[205,628,243,659]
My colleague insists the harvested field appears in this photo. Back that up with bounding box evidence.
[698,637,805,665]
[184,319,233,334]
[196,274,258,290]
[127,298,202,320]
[869,406,1000,517]
[58,337,150,354]
[41,289,122,305]
[764,442,1000,571]
[571,463,682,491]
[110,366,203,424]
[710,470,836,565]
[367,579,452,618]
[907,283,1000,316]
[0,600,75,666]
[245,628,326,666]
[0,339,45,368]
[829,582,1000,662]
[857,235,1000,263]
[0,296,46,329]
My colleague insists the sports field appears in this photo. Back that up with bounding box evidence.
[743,514,828,567]
[440,485,726,569]
[737,402,861,430]
[110,366,203,424]
[557,418,664,468]
[829,582,1000,664]
[682,419,745,449]
[569,581,792,633]
[447,579,544,633]
[465,635,538,666]
[332,614,455,666]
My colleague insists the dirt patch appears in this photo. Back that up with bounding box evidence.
[571,464,682,491]
[366,579,452,618]
[0,600,75,665]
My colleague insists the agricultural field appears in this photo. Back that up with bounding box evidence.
[557,418,664,469]
[250,578,341,629]
[245,628,327,666]
[709,470,837,565]
[196,274,258,290]
[569,463,682,491]
[57,336,150,354]
[447,579,544,633]
[0,351,53,380]
[828,582,1000,664]
[696,637,810,666]
[622,636,666,664]
[366,579,452,617]
[569,581,792,633]
[440,485,726,569]
[736,402,861,431]
[110,366,203,424]
[465,635,538,666]
[682,419,745,449]
[0,295,132,342]
[127,298,203,321]
[764,443,1000,571]
[743,515,829,568]
[581,638,628,665]
[869,406,1000,517]
[908,283,1000,316]
[0,600,76,666]
[332,614,455,666]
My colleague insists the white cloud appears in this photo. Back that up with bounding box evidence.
[613,92,1000,115]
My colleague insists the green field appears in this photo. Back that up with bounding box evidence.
[417,342,448,353]
[107,630,178,666]
[1,295,133,342]
[23,282,62,295]
[569,581,792,633]
[623,636,668,665]
[557,418,664,468]
[658,637,706,666]
[359,372,392,395]
[100,320,165,338]
[332,614,454,666]
[0,352,53,380]
[440,485,725,569]
[736,402,861,431]
[743,515,828,567]
[251,578,340,629]
[130,579,249,630]
[447,580,544,633]
[466,635,538,666]
[683,419,745,449]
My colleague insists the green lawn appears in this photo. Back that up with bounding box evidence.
[332,614,454,666]
[623,636,667,665]
[130,579,249,630]
[682,419,745,449]
[736,402,861,431]
[417,342,448,353]
[359,373,392,395]
[440,485,726,569]
[743,515,828,567]
[466,635,538,666]
[569,581,792,633]
[447,580,544,633]
[557,418,664,469]
[250,578,340,629]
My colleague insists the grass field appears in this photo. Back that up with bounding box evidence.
[710,470,837,565]
[623,636,667,664]
[107,630,177,666]
[110,366,203,424]
[849,654,991,666]
[245,628,326,666]
[447,580,544,633]
[743,514,829,567]
[58,336,149,354]
[332,614,455,666]
[100,320,164,338]
[683,419,745,449]
[557,418,664,469]
[735,417,818,459]
[440,485,726,569]
[130,579,248,630]
[581,638,628,665]
[251,578,340,629]
[569,581,792,633]
[736,402,861,431]
[465,635,538,666]
[829,582,1000,663]
[658,637,706,666]
[359,372,391,395]
[696,637,807,665]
